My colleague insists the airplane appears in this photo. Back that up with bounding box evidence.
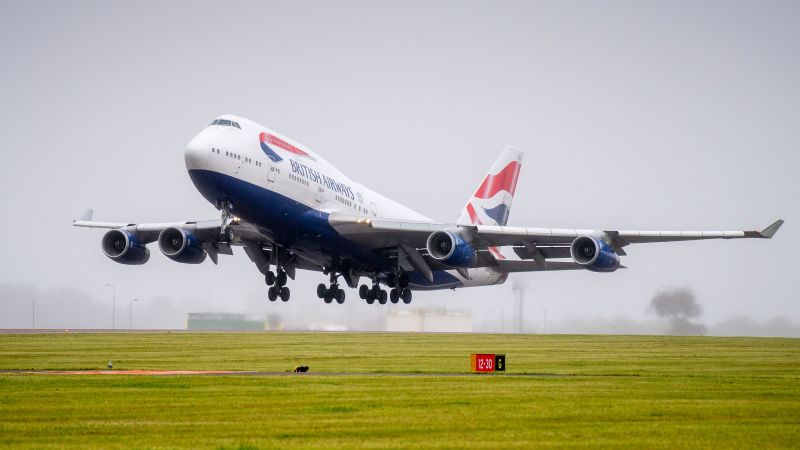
[73,114,784,305]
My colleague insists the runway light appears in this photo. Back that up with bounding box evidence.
[108,360,113,369]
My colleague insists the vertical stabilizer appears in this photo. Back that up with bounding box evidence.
[457,145,523,227]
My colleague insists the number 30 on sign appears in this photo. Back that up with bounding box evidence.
[471,354,506,373]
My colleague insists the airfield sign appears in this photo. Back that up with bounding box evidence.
[471,354,505,373]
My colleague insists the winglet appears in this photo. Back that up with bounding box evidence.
[76,209,93,222]
[759,219,784,239]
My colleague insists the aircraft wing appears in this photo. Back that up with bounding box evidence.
[72,209,272,266]
[464,219,785,249]
[329,213,784,260]
[72,209,328,273]
[71,209,269,243]
[72,218,224,243]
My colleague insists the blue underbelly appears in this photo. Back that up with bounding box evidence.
[187,169,389,270]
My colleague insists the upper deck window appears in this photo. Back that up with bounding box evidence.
[209,119,241,129]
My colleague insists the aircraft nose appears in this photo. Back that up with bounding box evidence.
[185,133,211,170]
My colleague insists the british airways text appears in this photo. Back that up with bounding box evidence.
[289,159,355,200]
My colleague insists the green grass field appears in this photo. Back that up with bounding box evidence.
[0,332,798,449]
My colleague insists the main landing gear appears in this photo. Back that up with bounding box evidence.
[317,272,345,304]
[359,272,412,305]
[265,269,290,302]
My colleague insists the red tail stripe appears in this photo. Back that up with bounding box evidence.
[465,202,481,225]
[473,161,521,200]
[488,246,506,260]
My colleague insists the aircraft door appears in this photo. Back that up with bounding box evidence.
[369,201,377,217]
[315,186,325,204]
[265,160,276,186]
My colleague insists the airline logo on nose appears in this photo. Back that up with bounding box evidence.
[259,132,283,162]
[259,132,315,163]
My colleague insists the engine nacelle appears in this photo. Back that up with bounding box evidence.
[570,235,620,272]
[426,230,477,268]
[101,229,150,265]
[158,227,207,264]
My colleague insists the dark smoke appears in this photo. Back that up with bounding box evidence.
[648,287,707,336]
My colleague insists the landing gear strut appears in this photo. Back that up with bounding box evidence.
[217,200,236,243]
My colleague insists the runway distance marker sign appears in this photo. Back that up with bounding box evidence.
[471,354,505,373]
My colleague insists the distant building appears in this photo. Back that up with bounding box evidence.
[266,313,283,331]
[187,312,265,331]
[385,308,472,332]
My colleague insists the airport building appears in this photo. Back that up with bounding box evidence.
[187,313,266,331]
[385,308,472,332]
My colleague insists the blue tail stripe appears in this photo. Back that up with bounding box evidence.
[482,203,510,225]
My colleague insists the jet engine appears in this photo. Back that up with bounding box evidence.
[426,230,477,268]
[101,229,150,265]
[158,227,207,264]
[570,235,620,272]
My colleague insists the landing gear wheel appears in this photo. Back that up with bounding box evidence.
[398,272,409,289]
[366,294,375,305]
[317,283,327,298]
[324,291,333,304]
[276,271,288,287]
[268,286,278,302]
[390,288,399,303]
[359,285,369,300]
[279,286,290,302]
[265,271,275,286]
[401,288,412,304]
[378,289,388,305]
[335,289,345,304]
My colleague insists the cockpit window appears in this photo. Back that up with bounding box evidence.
[209,119,241,129]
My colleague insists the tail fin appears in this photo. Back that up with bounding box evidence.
[457,145,523,226]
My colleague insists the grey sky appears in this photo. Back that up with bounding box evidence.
[0,1,797,330]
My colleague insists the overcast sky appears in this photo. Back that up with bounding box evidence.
[0,1,797,331]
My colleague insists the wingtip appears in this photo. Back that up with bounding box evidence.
[75,209,93,222]
[759,219,784,239]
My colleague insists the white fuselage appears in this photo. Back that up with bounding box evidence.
[184,114,505,290]
[186,115,430,223]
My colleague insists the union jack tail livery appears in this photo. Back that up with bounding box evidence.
[457,145,523,227]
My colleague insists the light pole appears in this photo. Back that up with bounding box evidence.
[541,308,547,334]
[105,283,116,330]
[129,298,138,330]
[511,279,525,334]
[32,298,36,329]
